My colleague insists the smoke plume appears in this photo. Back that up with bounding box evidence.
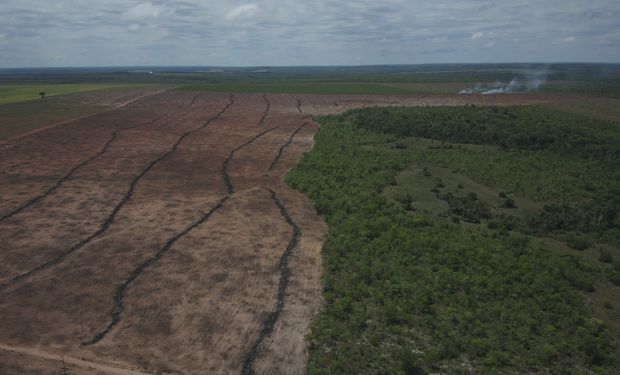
[459,69,548,95]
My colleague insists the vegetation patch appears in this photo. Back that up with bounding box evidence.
[288,106,619,374]
[0,98,105,140]
[0,83,138,105]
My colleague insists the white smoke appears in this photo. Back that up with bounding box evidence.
[459,69,548,95]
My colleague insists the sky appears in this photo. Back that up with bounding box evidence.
[0,0,619,67]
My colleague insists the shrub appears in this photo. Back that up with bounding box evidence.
[502,197,516,208]
[440,192,492,223]
[401,349,426,375]
[566,235,590,251]
[598,250,613,263]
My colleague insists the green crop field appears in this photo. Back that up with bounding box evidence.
[288,105,619,374]
[0,83,139,105]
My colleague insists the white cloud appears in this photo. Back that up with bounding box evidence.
[0,0,619,66]
[122,2,174,20]
[472,31,495,40]
[225,4,258,21]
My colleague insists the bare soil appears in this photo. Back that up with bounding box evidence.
[0,91,578,374]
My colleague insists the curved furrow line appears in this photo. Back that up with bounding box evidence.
[186,92,203,107]
[296,98,302,114]
[4,94,235,288]
[241,188,301,375]
[268,122,308,172]
[0,113,169,224]
[259,94,271,126]
[82,196,229,346]
[221,126,279,194]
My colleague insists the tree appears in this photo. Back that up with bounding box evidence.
[39,92,46,99]
[502,197,516,208]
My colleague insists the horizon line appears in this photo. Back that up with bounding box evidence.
[1,62,620,71]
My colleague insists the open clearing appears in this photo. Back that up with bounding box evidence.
[0,84,153,105]
[0,89,593,374]
[0,86,169,141]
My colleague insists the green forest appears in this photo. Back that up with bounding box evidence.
[287,105,619,374]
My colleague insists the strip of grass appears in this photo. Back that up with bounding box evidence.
[288,108,618,374]
[0,83,138,105]
[0,98,105,140]
[177,82,429,95]
[541,81,620,99]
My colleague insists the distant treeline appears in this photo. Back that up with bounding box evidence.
[2,63,620,85]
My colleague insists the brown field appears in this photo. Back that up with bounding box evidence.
[0,89,587,374]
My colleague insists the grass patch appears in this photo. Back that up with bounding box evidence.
[541,81,620,99]
[0,98,105,140]
[0,83,139,105]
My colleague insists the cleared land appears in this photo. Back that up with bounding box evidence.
[0,89,602,374]
[178,82,433,95]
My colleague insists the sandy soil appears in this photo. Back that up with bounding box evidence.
[0,91,576,374]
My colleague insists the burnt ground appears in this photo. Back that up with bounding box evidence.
[0,90,579,374]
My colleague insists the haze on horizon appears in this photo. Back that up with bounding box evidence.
[0,0,619,68]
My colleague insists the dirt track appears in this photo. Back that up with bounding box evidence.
[0,89,564,374]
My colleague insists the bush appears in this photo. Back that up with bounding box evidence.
[502,197,516,208]
[440,192,492,223]
[566,235,590,251]
[598,250,613,263]
[394,142,408,149]
[401,349,426,375]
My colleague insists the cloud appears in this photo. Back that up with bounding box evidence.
[225,4,258,22]
[0,0,618,67]
[122,2,174,21]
